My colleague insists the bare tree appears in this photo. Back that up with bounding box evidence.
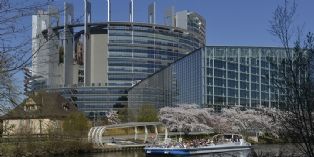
[0,0,56,114]
[269,0,314,156]
[0,57,18,113]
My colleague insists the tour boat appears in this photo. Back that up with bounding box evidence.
[144,134,252,156]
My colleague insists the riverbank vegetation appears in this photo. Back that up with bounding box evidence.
[0,112,92,157]
[0,139,92,157]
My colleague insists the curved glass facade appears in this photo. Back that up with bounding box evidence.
[107,22,205,87]
[128,46,288,111]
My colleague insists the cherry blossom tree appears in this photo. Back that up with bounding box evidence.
[159,104,213,133]
[220,107,281,137]
[159,104,280,137]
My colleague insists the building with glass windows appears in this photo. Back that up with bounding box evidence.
[128,46,287,112]
[30,3,206,117]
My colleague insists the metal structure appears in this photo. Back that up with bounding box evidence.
[107,0,111,22]
[148,2,156,24]
[129,0,134,22]
[88,122,167,147]
[63,2,74,87]
[84,0,91,86]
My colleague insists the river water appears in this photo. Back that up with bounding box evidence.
[76,150,251,157]
[67,144,301,157]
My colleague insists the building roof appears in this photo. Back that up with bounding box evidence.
[1,92,78,120]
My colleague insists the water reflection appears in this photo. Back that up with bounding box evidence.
[77,151,145,157]
[146,150,252,157]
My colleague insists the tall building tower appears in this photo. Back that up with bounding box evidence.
[164,6,175,26]
[31,6,60,89]
[32,10,50,80]
[148,2,156,24]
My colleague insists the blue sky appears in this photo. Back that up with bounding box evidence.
[52,0,314,47]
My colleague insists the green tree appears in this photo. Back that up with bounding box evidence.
[63,112,91,137]
[113,96,128,122]
[117,107,128,122]
[137,104,158,122]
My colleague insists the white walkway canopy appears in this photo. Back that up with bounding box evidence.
[88,122,168,147]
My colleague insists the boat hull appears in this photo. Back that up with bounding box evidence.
[145,145,252,156]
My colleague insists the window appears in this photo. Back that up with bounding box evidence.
[262,92,269,100]
[251,58,258,66]
[227,62,237,71]
[251,91,259,99]
[78,70,84,75]
[251,67,259,74]
[228,89,238,97]
[214,78,226,87]
[214,69,226,78]
[261,61,269,68]
[262,85,269,92]
[63,103,70,111]
[251,75,259,83]
[207,77,213,86]
[228,80,238,88]
[214,96,225,104]
[24,105,39,112]
[78,77,84,83]
[240,65,249,73]
[214,60,226,69]
[240,90,249,98]
[207,68,212,76]
[228,71,237,80]
[240,82,249,89]
[251,83,259,91]
[240,73,249,81]
[214,87,226,96]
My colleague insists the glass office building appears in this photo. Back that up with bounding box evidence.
[128,46,287,111]
[38,20,205,116]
